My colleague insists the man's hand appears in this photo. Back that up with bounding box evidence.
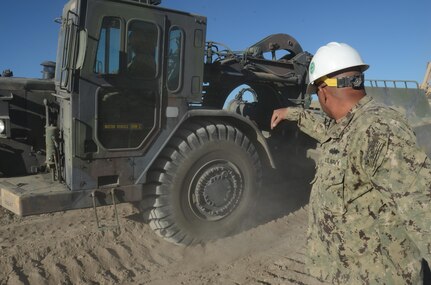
[271,108,289,129]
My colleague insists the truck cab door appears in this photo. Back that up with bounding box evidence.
[77,1,166,160]
[68,0,206,190]
[65,1,168,189]
[94,17,161,152]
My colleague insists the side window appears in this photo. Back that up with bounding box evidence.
[58,11,77,89]
[167,27,183,91]
[94,17,121,75]
[127,20,158,78]
[59,22,71,88]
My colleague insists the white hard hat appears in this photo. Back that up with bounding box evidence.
[307,42,369,94]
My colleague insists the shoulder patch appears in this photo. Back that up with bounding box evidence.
[364,137,387,176]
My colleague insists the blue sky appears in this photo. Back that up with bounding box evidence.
[0,0,429,83]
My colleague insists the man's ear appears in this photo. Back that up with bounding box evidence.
[320,87,328,103]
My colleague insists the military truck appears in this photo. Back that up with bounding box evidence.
[0,0,429,246]
[0,0,315,245]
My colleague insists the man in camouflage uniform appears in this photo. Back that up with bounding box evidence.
[271,42,431,284]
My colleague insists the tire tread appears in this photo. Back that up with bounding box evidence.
[141,119,262,245]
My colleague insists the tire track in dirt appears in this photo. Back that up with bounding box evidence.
[0,202,317,285]
[0,161,321,285]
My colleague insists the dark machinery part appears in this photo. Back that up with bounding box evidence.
[203,34,312,133]
[203,34,312,109]
[41,61,56,80]
[226,88,259,114]
[43,98,63,182]
[2,69,13,77]
[226,88,263,128]
[0,76,56,176]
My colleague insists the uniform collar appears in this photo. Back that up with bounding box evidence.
[326,95,374,139]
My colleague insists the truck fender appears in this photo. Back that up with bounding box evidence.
[184,109,276,169]
[134,109,276,185]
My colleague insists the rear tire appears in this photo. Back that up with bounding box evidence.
[143,120,262,245]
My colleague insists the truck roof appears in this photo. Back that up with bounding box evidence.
[107,0,207,20]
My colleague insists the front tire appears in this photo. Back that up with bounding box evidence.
[143,120,262,245]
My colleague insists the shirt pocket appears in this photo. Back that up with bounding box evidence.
[344,183,373,206]
[316,166,346,215]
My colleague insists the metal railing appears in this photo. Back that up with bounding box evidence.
[365,79,419,89]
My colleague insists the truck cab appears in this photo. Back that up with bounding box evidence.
[55,0,207,190]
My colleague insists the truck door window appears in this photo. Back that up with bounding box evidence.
[94,17,121,75]
[167,27,183,91]
[96,20,160,150]
[127,20,158,78]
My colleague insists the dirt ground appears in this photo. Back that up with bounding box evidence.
[1,151,429,285]
[0,166,326,285]
[0,150,326,285]
[0,204,324,285]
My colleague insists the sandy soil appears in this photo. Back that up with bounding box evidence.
[1,152,428,285]
[0,202,327,285]
[0,153,326,285]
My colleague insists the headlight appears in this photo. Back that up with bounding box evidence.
[0,119,5,134]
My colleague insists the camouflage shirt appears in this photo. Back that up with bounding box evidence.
[286,96,431,284]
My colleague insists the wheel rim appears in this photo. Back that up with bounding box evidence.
[188,159,244,221]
